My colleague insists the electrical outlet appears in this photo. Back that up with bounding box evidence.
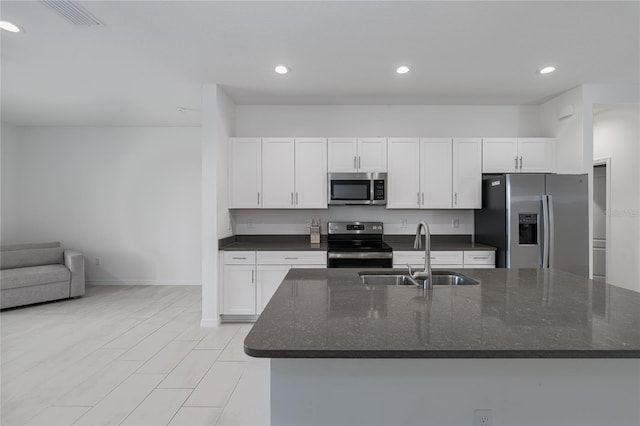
[474,409,492,426]
[452,218,460,228]
[401,218,407,228]
[94,257,101,266]
[247,219,254,229]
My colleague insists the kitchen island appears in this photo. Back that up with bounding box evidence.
[244,268,640,425]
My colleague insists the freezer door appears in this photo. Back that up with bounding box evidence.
[546,174,589,277]
[507,174,546,268]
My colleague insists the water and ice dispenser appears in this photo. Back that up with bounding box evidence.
[519,214,538,245]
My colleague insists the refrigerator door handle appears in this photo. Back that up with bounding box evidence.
[542,195,550,268]
[547,195,555,269]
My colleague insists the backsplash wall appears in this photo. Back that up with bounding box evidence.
[232,207,474,235]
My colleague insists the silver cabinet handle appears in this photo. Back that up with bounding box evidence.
[421,192,424,205]
[473,256,489,260]
[353,156,357,169]
[515,156,518,169]
[358,156,361,169]
[284,257,299,260]
[454,192,458,205]
[519,156,523,170]
[417,192,420,205]
[232,257,246,260]
[295,192,298,205]
[291,192,294,205]
[251,269,254,283]
[257,192,260,205]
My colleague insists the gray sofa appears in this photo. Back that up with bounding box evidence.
[1,242,85,309]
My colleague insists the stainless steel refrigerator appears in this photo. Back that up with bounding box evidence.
[474,174,589,277]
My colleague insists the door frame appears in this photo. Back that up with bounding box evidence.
[593,157,611,282]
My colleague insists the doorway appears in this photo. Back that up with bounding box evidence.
[592,161,609,282]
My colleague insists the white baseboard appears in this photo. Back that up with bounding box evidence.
[87,280,201,286]
[200,317,221,327]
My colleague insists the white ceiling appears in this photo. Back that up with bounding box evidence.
[1,1,639,126]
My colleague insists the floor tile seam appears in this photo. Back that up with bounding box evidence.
[154,347,222,389]
[136,339,199,375]
[175,349,223,392]
[98,317,162,350]
[119,386,192,426]
[70,374,164,426]
[56,361,148,411]
[117,330,182,362]
[156,387,198,426]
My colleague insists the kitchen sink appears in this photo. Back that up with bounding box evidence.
[359,270,479,286]
[359,273,421,286]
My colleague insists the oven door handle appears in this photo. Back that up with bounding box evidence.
[327,252,393,260]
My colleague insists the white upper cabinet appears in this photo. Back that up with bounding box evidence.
[387,137,455,209]
[421,138,453,209]
[517,138,556,173]
[262,138,295,208]
[294,138,327,208]
[328,137,387,172]
[357,138,387,172]
[453,138,482,208]
[482,137,556,173]
[229,137,262,208]
[230,137,327,209]
[482,138,518,173]
[327,138,358,172]
[387,138,420,208]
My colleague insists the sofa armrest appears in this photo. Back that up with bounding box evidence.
[64,250,85,297]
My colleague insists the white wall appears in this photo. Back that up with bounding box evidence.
[2,126,202,285]
[1,122,20,240]
[234,207,473,236]
[539,86,585,174]
[232,104,541,235]
[235,105,542,137]
[216,90,235,239]
[593,105,640,292]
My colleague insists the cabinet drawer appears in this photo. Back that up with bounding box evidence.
[224,251,256,264]
[394,251,463,266]
[430,251,463,265]
[463,251,495,265]
[257,251,326,265]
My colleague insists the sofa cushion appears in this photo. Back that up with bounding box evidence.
[0,247,64,270]
[1,242,61,252]
[1,265,71,291]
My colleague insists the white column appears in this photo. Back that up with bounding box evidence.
[201,84,220,326]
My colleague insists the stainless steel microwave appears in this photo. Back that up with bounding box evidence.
[328,172,387,205]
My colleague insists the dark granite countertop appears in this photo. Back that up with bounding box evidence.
[386,236,496,252]
[219,235,328,251]
[244,268,640,358]
[220,235,495,252]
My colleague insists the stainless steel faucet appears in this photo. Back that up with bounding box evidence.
[411,221,432,289]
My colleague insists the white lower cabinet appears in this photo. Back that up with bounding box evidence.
[462,251,496,268]
[393,251,464,269]
[223,251,326,318]
[393,250,495,269]
[222,251,257,315]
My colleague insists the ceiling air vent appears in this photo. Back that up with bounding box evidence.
[40,0,105,27]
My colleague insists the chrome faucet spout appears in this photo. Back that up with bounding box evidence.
[411,221,432,289]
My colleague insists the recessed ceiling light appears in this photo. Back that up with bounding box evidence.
[538,66,556,75]
[396,65,411,75]
[0,20,21,33]
[274,65,289,75]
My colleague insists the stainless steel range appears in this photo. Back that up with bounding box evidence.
[327,221,393,268]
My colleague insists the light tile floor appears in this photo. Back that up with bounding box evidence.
[1,285,270,426]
